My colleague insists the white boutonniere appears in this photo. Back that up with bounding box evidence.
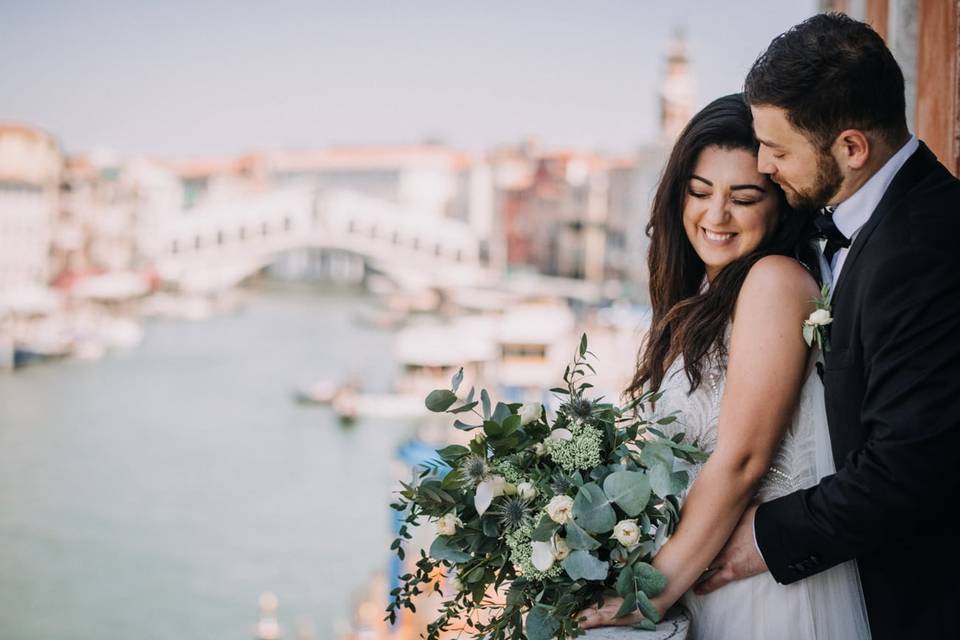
[803,283,832,352]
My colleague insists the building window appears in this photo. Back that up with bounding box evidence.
[194,236,202,250]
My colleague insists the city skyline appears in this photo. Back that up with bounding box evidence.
[1,1,815,158]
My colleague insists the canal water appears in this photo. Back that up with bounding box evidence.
[0,283,416,639]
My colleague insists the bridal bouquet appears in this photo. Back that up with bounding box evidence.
[386,335,706,639]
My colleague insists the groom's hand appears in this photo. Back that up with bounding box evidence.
[694,504,768,595]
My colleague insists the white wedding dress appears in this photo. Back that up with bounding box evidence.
[652,327,871,639]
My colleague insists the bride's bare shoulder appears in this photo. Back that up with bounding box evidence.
[737,255,820,311]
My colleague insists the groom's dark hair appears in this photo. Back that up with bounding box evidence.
[744,12,908,149]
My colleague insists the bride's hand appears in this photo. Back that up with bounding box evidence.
[576,598,645,629]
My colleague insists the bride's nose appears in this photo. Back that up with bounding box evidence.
[703,194,732,225]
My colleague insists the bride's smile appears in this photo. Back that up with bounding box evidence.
[681,145,778,280]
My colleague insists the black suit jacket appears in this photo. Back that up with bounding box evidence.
[755,142,960,639]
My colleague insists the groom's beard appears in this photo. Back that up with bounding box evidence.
[781,151,844,209]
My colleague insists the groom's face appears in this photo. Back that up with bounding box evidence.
[751,105,843,209]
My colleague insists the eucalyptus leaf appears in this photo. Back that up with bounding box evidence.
[640,442,674,470]
[449,401,479,414]
[615,565,634,597]
[450,368,464,393]
[526,606,561,640]
[491,402,512,425]
[636,591,661,623]
[579,333,588,357]
[500,414,522,436]
[573,482,616,533]
[649,462,674,498]
[453,420,481,431]
[425,389,458,412]
[564,519,601,551]
[671,470,690,494]
[481,389,491,419]
[603,471,652,516]
[481,515,500,538]
[634,562,667,597]
[429,536,471,563]
[615,592,637,618]
[436,444,470,464]
[483,419,506,439]
[562,549,608,581]
[531,515,561,542]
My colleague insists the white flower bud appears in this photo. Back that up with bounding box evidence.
[532,442,547,457]
[517,482,537,500]
[518,402,543,426]
[613,519,640,547]
[546,495,575,524]
[806,309,832,326]
[488,475,507,496]
[436,512,461,536]
[546,428,573,442]
[553,536,571,560]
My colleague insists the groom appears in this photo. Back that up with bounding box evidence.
[696,13,960,639]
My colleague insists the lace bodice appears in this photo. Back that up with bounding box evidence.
[653,326,822,502]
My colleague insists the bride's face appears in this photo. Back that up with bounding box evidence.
[682,145,780,280]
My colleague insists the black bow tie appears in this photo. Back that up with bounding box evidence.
[813,206,851,264]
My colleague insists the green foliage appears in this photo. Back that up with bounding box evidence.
[572,482,616,534]
[385,334,705,639]
[527,605,561,640]
[562,549,609,580]
[603,471,652,516]
[425,389,458,412]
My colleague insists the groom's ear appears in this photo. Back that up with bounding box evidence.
[833,129,871,170]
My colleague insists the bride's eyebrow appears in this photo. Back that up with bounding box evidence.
[690,174,713,186]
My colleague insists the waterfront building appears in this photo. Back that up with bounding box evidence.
[0,123,61,298]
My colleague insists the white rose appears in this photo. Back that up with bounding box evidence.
[517,482,537,500]
[806,309,832,326]
[613,519,640,547]
[530,540,556,571]
[518,402,543,426]
[546,495,575,524]
[437,512,461,536]
[475,475,508,516]
[553,536,571,560]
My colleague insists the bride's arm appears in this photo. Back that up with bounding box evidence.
[647,255,819,616]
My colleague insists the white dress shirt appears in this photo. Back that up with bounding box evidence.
[752,134,919,563]
[819,135,919,296]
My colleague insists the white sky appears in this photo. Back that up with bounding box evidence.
[0,0,816,157]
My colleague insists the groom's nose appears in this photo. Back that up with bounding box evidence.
[757,146,777,176]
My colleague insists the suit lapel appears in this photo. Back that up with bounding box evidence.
[830,143,937,304]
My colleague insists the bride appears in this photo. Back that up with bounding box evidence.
[578,94,870,639]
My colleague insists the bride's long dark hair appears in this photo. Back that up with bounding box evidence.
[626,94,817,398]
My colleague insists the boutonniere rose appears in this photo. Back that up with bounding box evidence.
[803,284,832,352]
